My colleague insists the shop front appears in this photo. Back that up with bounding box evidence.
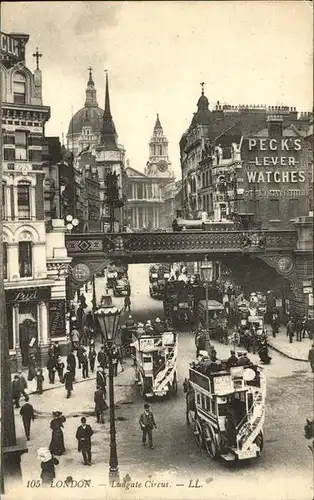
[6,286,67,371]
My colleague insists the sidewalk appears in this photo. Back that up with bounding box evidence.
[266,326,312,362]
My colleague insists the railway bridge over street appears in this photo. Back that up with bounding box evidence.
[64,217,313,315]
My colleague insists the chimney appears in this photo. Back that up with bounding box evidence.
[267,115,283,137]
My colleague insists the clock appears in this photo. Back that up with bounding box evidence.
[276,256,294,275]
[71,263,92,284]
[158,160,168,172]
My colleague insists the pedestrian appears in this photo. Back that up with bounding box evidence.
[37,447,59,485]
[75,417,94,466]
[17,370,28,400]
[20,395,35,440]
[124,294,131,312]
[47,354,56,384]
[88,346,96,373]
[27,354,36,381]
[52,342,61,361]
[139,403,157,449]
[49,411,66,456]
[71,327,80,349]
[94,387,108,423]
[77,343,85,369]
[97,345,107,370]
[286,318,295,343]
[308,343,314,373]
[195,332,206,358]
[96,366,106,391]
[79,293,87,309]
[226,350,238,368]
[81,327,89,347]
[35,368,44,394]
[67,349,76,380]
[76,304,85,331]
[56,356,65,382]
[296,318,302,342]
[86,311,94,330]
[12,375,21,408]
[82,351,89,379]
[64,367,73,398]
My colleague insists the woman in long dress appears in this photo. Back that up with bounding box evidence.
[49,411,66,456]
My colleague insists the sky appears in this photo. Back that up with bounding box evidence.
[2,1,313,179]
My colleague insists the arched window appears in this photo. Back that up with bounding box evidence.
[17,182,30,219]
[19,240,32,277]
[220,203,227,220]
[13,72,26,104]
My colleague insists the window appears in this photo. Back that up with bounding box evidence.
[288,199,299,219]
[3,134,15,145]
[220,203,227,219]
[3,242,8,279]
[269,199,280,220]
[19,241,32,277]
[13,72,26,104]
[159,145,163,156]
[146,184,152,199]
[2,184,6,218]
[127,183,133,199]
[15,131,27,160]
[137,183,143,200]
[17,183,30,219]
[4,149,15,161]
[202,172,205,188]
[29,149,42,162]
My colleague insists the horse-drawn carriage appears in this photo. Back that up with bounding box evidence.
[196,300,228,343]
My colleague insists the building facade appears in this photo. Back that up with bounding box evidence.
[126,115,175,229]
[67,71,126,232]
[1,33,70,370]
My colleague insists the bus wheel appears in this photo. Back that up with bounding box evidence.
[193,419,204,448]
[203,424,220,459]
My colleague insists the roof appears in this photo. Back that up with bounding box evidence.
[67,106,103,135]
[126,166,148,178]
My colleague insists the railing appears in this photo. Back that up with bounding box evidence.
[65,229,298,255]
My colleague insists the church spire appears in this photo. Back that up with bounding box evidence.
[154,113,163,132]
[100,71,117,149]
[85,67,98,107]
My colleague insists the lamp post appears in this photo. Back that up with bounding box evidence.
[94,296,122,482]
[201,255,212,336]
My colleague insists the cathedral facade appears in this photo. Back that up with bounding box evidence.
[126,115,175,230]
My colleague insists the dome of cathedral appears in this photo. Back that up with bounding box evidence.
[67,106,104,135]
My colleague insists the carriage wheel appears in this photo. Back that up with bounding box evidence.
[203,424,220,459]
[193,418,204,448]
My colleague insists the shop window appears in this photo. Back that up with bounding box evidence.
[288,199,299,219]
[17,183,30,219]
[13,72,26,104]
[19,241,32,277]
[269,199,280,220]
[15,131,27,160]
[19,303,38,366]
[3,242,8,279]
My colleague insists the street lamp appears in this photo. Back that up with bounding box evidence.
[201,255,212,336]
[65,214,79,231]
[94,295,122,482]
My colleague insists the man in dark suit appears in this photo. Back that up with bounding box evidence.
[97,346,107,370]
[139,403,157,449]
[20,396,35,440]
[67,350,76,380]
[94,387,107,423]
[64,368,74,398]
[96,367,106,390]
[76,417,94,465]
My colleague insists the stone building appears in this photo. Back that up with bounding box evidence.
[126,115,175,229]
[67,71,126,231]
[1,33,70,370]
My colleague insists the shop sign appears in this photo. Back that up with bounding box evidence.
[1,32,24,60]
[6,287,51,303]
[48,301,66,338]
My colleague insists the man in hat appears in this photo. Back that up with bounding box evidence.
[46,354,56,384]
[64,367,74,398]
[12,375,21,408]
[226,350,238,368]
[17,370,28,400]
[76,417,94,465]
[88,345,97,373]
[71,327,80,349]
[96,366,106,391]
[124,294,131,312]
[94,387,107,423]
[308,343,314,373]
[67,349,76,380]
[81,351,89,379]
[125,314,135,329]
[139,403,157,449]
[97,345,107,370]
[153,318,163,334]
[237,351,251,366]
[20,396,35,440]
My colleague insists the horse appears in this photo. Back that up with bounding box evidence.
[304,419,314,454]
[183,378,196,425]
